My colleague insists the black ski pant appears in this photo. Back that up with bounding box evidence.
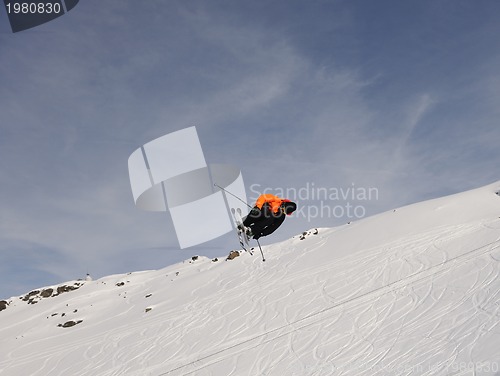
[243,204,286,239]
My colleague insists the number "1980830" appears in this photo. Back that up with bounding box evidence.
[6,2,62,14]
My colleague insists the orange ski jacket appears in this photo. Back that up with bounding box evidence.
[255,194,289,214]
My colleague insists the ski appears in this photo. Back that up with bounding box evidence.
[231,208,253,255]
[236,208,252,249]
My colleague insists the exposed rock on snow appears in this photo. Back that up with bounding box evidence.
[0,300,8,312]
[298,228,319,240]
[58,320,83,328]
[4,283,85,309]
[55,283,82,295]
[226,250,240,260]
[40,289,53,298]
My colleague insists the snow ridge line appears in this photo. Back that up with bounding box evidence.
[158,238,500,376]
[277,223,479,291]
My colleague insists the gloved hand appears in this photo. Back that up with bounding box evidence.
[249,207,261,217]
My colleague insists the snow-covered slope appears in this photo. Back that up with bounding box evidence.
[1,182,500,376]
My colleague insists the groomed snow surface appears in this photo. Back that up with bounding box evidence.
[1,182,500,376]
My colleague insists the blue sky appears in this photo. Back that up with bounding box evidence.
[1,1,500,298]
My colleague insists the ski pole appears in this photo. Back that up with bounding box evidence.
[213,183,252,209]
[256,239,265,262]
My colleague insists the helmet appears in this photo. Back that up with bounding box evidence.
[283,201,297,215]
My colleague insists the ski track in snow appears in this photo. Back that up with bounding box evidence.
[154,220,500,376]
[1,202,500,375]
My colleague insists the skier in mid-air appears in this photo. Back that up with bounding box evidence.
[241,193,297,240]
